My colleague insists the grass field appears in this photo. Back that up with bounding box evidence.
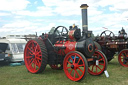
[0,57,128,85]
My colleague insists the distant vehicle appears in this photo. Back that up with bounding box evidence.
[95,28,128,67]
[0,39,27,62]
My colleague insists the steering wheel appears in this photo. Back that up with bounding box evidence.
[100,30,115,40]
[54,26,68,38]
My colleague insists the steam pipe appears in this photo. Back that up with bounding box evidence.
[80,4,89,34]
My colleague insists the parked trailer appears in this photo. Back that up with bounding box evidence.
[0,39,27,62]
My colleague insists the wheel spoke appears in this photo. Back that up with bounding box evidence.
[69,56,74,63]
[96,65,102,71]
[35,60,40,67]
[73,70,76,78]
[33,59,36,64]
[70,69,73,74]
[124,52,127,56]
[27,47,33,53]
[28,59,34,67]
[28,58,33,64]
[28,51,33,55]
[61,27,64,35]
[34,44,38,52]
[97,56,100,59]
[96,65,97,73]
[67,61,72,65]
[77,58,81,64]
[35,50,41,55]
[98,58,103,61]
[78,67,84,74]
[36,57,41,60]
[26,56,32,59]
[34,60,36,70]
[78,64,84,67]
[32,42,37,53]
[75,69,80,77]
[66,67,71,69]
[73,55,76,63]
[31,42,35,52]
[37,54,42,57]
[99,63,104,66]
[121,54,126,58]
[91,65,94,71]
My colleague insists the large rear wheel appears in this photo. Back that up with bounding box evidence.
[63,51,88,81]
[88,50,107,75]
[118,49,128,67]
[24,39,48,73]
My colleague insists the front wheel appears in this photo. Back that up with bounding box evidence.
[63,51,88,81]
[118,49,128,67]
[88,50,107,75]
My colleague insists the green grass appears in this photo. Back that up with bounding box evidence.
[0,57,128,85]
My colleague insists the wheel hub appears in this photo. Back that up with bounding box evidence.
[71,65,74,69]
[123,57,128,64]
[125,57,128,60]
[92,57,97,64]
[32,55,35,58]
[71,64,78,69]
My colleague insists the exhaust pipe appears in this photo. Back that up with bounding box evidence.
[80,4,89,34]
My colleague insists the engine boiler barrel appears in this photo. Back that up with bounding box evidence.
[76,39,95,57]
[80,4,89,34]
[54,38,95,57]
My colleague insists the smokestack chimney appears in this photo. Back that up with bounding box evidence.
[80,4,89,34]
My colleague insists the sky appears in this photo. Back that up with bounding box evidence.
[0,0,128,37]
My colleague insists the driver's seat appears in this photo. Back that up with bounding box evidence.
[49,27,56,34]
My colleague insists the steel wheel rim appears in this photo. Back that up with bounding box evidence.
[118,50,128,67]
[63,53,86,81]
[24,40,42,73]
[88,51,106,75]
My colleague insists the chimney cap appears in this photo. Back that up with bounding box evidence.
[80,4,89,9]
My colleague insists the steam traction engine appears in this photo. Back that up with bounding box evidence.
[95,28,128,67]
[24,4,108,81]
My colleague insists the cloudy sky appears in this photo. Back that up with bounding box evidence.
[0,0,128,37]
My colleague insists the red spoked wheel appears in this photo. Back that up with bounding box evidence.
[118,49,128,67]
[50,64,63,70]
[24,39,48,73]
[63,51,88,81]
[88,50,107,75]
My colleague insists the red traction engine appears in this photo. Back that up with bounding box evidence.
[24,4,108,81]
[95,28,128,67]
